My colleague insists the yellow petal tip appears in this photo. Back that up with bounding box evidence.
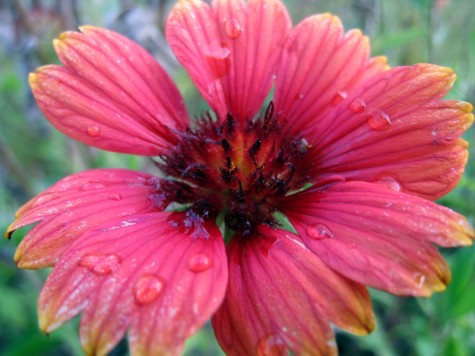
[78,25,96,33]
[28,72,38,87]
[52,38,64,51]
[457,101,473,113]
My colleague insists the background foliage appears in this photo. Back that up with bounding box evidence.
[0,0,474,355]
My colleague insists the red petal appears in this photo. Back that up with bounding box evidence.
[274,14,387,135]
[7,169,161,268]
[301,64,473,200]
[167,0,291,121]
[30,27,188,156]
[212,226,374,355]
[282,181,474,296]
[37,212,227,356]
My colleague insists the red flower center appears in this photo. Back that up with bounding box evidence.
[155,103,310,235]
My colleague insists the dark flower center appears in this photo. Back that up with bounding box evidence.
[155,103,310,235]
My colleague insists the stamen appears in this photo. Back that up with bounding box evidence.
[160,103,310,234]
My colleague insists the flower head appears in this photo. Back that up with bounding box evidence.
[6,0,474,354]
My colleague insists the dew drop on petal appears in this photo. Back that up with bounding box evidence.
[367,110,392,131]
[257,334,285,356]
[188,252,212,273]
[414,273,426,288]
[331,90,348,106]
[80,180,107,191]
[348,97,366,113]
[87,126,100,137]
[375,176,401,192]
[224,18,242,39]
[78,254,121,275]
[34,192,60,206]
[306,224,335,240]
[134,274,165,305]
[108,193,122,201]
[204,44,231,78]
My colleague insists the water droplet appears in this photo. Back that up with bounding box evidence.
[331,91,347,106]
[348,98,366,113]
[375,176,401,192]
[204,44,231,78]
[306,224,334,240]
[257,334,285,356]
[78,254,121,275]
[224,18,242,39]
[87,126,100,137]
[108,193,122,201]
[414,273,426,288]
[188,253,212,272]
[34,192,60,206]
[367,109,392,131]
[134,274,165,305]
[80,180,107,191]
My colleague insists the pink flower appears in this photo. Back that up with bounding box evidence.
[6,0,474,354]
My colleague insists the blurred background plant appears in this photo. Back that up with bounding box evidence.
[0,0,474,355]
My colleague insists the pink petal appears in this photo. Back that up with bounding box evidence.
[274,14,387,134]
[7,169,163,268]
[166,0,291,121]
[212,226,374,355]
[282,181,474,296]
[30,26,188,156]
[37,212,227,356]
[299,64,473,200]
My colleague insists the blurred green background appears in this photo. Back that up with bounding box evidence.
[0,0,474,355]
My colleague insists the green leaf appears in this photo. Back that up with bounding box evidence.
[444,244,475,318]
[441,335,467,356]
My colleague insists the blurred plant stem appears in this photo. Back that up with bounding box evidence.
[0,135,34,196]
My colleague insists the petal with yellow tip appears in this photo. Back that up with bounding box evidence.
[283,181,474,296]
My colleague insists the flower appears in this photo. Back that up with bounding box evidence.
[6,0,474,354]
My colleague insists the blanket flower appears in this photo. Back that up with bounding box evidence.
[6,0,474,355]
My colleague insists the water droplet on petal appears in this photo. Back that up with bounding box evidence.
[204,44,231,78]
[331,90,348,106]
[348,97,366,113]
[414,273,426,288]
[78,254,121,275]
[367,109,392,131]
[224,18,242,39]
[80,180,107,191]
[257,334,285,356]
[189,253,212,272]
[108,193,122,201]
[375,176,401,192]
[34,192,60,205]
[87,126,100,137]
[306,224,334,240]
[134,274,165,305]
